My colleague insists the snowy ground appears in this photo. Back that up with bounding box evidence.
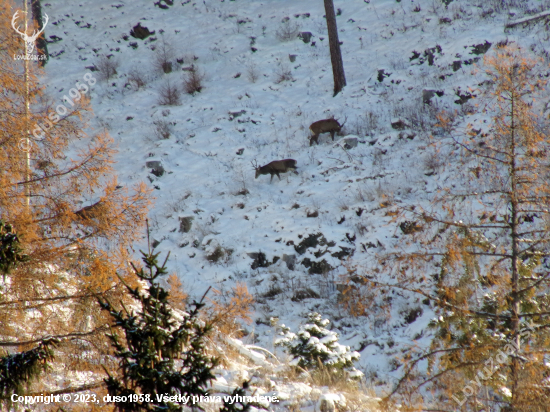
[29,0,550,406]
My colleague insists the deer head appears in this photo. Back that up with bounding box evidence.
[11,10,49,56]
[251,160,260,178]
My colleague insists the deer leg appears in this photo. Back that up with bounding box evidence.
[330,131,335,141]
[270,173,274,183]
[276,172,281,180]
[312,134,319,145]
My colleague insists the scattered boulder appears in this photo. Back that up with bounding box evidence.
[423,45,442,66]
[154,0,174,8]
[178,216,194,233]
[463,57,480,65]
[298,32,313,43]
[248,251,271,269]
[452,60,462,71]
[301,258,332,275]
[228,109,246,120]
[403,306,423,324]
[282,254,296,270]
[398,131,416,140]
[362,241,382,250]
[307,210,319,218]
[146,160,165,177]
[391,119,408,130]
[288,54,297,62]
[291,288,320,302]
[422,89,444,105]
[399,221,423,234]
[130,23,154,40]
[412,45,442,66]
[339,136,358,149]
[454,88,475,105]
[294,233,325,255]
[409,50,421,61]
[377,69,391,82]
[331,246,354,259]
[236,148,244,155]
[470,41,492,55]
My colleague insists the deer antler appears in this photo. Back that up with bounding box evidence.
[341,115,348,128]
[11,11,49,41]
[32,13,48,40]
[11,10,25,37]
[251,159,259,170]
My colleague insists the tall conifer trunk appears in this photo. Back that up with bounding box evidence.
[31,0,48,67]
[323,0,346,96]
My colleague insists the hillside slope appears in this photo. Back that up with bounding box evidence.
[40,0,550,404]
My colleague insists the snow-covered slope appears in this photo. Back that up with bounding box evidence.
[39,0,550,400]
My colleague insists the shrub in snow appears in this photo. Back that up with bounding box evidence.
[183,64,205,95]
[95,54,119,80]
[157,80,181,106]
[275,312,362,378]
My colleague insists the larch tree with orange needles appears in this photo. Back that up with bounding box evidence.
[0,0,151,407]
[363,45,550,412]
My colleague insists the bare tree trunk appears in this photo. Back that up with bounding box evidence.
[509,83,520,412]
[31,0,48,67]
[323,0,346,96]
[24,0,31,207]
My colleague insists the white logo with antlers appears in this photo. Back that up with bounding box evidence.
[11,10,49,57]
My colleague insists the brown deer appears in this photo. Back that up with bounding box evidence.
[252,159,298,182]
[309,116,347,146]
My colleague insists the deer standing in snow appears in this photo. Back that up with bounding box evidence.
[252,159,298,182]
[308,116,347,146]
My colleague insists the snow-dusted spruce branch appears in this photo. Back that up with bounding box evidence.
[0,325,109,347]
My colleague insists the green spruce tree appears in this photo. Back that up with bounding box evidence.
[98,247,252,412]
[275,312,362,381]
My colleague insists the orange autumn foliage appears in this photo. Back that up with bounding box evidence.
[0,0,151,407]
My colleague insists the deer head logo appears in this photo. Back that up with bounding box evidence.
[11,10,49,57]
